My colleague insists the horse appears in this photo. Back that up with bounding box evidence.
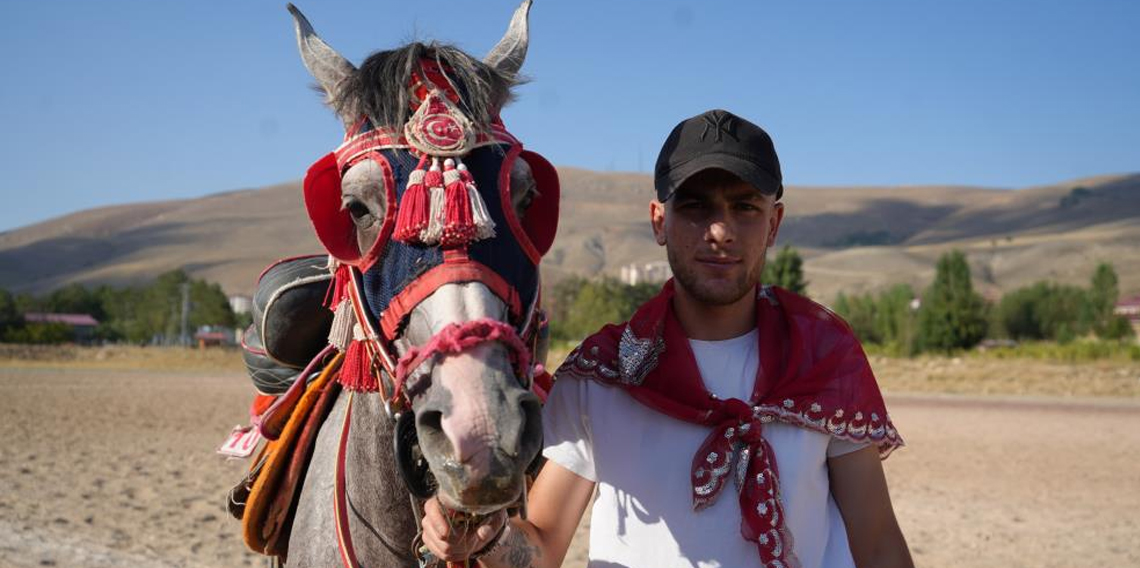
[245,2,561,566]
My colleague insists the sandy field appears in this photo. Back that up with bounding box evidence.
[1,352,1138,567]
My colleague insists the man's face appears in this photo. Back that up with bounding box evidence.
[651,169,785,306]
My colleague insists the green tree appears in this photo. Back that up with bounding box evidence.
[189,280,236,328]
[831,284,918,354]
[45,283,106,320]
[875,284,918,352]
[997,282,1089,341]
[545,276,586,336]
[0,288,20,333]
[4,322,71,344]
[14,293,40,314]
[763,245,807,295]
[97,285,149,343]
[915,251,988,352]
[1088,262,1120,337]
[1101,316,1136,341]
[832,292,880,344]
[553,278,659,341]
[0,272,238,345]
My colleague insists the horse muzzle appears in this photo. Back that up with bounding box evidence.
[411,344,542,513]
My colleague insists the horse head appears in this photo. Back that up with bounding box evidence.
[289,0,558,515]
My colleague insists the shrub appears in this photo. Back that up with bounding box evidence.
[3,322,72,344]
[763,246,808,295]
[915,251,988,353]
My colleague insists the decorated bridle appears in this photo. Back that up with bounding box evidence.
[302,57,558,568]
[309,57,556,410]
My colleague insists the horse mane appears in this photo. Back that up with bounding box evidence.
[328,42,522,130]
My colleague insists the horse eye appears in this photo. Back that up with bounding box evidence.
[345,199,371,221]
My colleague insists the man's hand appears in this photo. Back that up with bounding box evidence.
[420,498,507,564]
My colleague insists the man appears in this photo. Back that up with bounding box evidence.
[422,110,914,567]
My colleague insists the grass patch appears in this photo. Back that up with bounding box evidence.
[970,340,1140,364]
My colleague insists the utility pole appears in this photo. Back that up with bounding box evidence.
[180,282,191,346]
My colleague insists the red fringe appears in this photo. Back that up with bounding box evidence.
[323,264,350,309]
[393,181,429,243]
[338,340,379,392]
[441,176,475,248]
[423,168,444,191]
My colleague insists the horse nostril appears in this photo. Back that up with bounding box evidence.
[415,409,449,459]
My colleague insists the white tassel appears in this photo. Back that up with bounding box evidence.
[420,185,446,245]
[419,158,445,245]
[458,162,496,240]
[328,299,355,352]
[468,184,496,240]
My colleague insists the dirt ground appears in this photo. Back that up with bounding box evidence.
[1,360,1138,567]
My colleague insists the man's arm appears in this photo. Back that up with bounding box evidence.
[828,446,914,568]
[421,460,595,568]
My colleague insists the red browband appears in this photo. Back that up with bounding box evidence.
[335,123,520,170]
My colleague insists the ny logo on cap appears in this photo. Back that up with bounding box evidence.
[700,111,738,143]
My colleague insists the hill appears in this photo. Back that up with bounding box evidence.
[1,170,1138,301]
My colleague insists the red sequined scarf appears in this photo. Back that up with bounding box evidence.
[557,280,903,567]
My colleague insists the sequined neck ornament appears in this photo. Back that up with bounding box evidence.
[557,280,904,568]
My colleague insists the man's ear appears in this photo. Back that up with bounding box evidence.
[650,200,667,246]
[768,201,786,244]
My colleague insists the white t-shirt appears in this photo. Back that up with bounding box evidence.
[543,330,865,568]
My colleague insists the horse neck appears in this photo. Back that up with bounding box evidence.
[289,391,420,567]
[344,392,420,564]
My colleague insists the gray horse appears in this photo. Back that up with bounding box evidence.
[281,2,554,566]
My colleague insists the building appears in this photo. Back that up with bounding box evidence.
[229,295,253,315]
[23,313,100,343]
[620,261,672,286]
[195,326,237,348]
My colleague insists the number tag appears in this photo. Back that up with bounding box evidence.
[217,425,262,458]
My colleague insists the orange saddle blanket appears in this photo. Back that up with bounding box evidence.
[228,352,343,560]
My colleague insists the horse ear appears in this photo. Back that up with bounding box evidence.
[484,0,531,79]
[287,4,357,127]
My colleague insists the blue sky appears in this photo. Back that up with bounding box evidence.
[1,0,1137,232]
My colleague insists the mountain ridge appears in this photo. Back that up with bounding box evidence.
[2,170,1137,301]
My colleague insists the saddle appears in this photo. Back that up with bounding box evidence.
[230,351,342,560]
[242,255,334,395]
[228,255,344,561]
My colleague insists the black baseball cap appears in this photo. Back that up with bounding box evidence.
[654,109,783,202]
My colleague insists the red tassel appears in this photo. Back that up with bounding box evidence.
[393,158,430,243]
[423,165,444,192]
[323,264,350,309]
[441,159,476,247]
[338,340,379,392]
